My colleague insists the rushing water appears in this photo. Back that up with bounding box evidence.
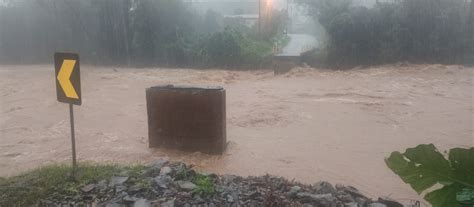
[0,64,472,205]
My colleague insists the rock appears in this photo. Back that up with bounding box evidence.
[314,181,336,194]
[336,192,354,203]
[144,158,169,176]
[109,176,129,187]
[115,185,127,192]
[215,185,226,193]
[355,197,371,206]
[369,203,387,207]
[226,194,234,203]
[161,200,175,207]
[296,192,335,203]
[105,203,121,207]
[150,158,169,169]
[160,166,173,176]
[231,192,239,203]
[290,185,301,192]
[344,202,358,207]
[176,181,197,191]
[81,184,95,193]
[162,189,175,197]
[193,194,204,203]
[134,198,151,207]
[221,175,237,185]
[287,185,301,198]
[246,191,261,200]
[128,184,143,194]
[25,160,388,206]
[154,175,172,189]
[123,195,138,202]
[97,180,108,191]
[377,197,403,207]
[340,185,368,200]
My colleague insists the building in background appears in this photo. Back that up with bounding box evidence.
[183,0,258,15]
[183,0,383,33]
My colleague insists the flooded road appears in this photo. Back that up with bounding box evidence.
[0,64,472,204]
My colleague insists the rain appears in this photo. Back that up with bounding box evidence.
[0,0,473,206]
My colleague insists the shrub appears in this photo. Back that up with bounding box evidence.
[0,0,284,68]
[299,0,473,67]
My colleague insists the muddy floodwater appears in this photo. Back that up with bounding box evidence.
[0,64,472,204]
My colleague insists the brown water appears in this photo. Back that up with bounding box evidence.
[1,64,472,205]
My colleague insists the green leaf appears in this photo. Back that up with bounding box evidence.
[385,144,474,207]
[425,184,464,207]
[385,144,453,193]
[449,148,474,186]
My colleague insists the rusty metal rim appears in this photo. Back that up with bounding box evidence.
[149,85,224,90]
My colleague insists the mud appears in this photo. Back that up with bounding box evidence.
[0,64,472,205]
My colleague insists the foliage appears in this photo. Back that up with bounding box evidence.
[204,28,244,67]
[299,0,474,67]
[130,0,199,67]
[193,174,215,197]
[385,144,474,207]
[201,28,274,68]
[0,163,145,206]
[0,0,285,68]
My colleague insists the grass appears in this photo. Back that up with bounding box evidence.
[0,162,216,205]
[193,174,215,197]
[0,163,146,206]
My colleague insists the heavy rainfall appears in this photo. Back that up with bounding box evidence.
[0,0,473,206]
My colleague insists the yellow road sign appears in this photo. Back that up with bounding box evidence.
[57,59,79,99]
[55,53,81,105]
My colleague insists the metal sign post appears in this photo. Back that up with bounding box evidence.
[69,104,77,170]
[54,52,81,172]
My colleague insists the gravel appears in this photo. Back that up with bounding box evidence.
[39,159,407,207]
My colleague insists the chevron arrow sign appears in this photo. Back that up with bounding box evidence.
[55,52,81,105]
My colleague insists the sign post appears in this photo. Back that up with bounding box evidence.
[54,52,81,172]
[69,103,77,168]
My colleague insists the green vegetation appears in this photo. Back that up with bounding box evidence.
[0,0,287,68]
[175,162,192,180]
[193,174,215,197]
[0,162,219,205]
[300,0,474,67]
[385,144,474,207]
[0,163,146,206]
[202,28,276,68]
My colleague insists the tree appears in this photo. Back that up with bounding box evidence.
[298,0,472,66]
